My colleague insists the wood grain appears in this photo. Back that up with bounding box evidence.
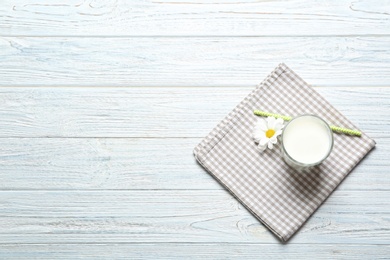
[0,86,387,138]
[0,244,389,259]
[0,190,388,244]
[1,0,389,36]
[0,137,386,191]
[1,37,390,86]
[1,0,389,257]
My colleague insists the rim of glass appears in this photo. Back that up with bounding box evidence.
[281,114,334,167]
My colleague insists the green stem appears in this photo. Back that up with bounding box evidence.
[253,110,362,137]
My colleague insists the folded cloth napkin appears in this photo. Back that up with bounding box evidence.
[194,63,376,242]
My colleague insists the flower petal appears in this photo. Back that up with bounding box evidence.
[257,144,267,152]
[253,120,267,142]
[276,118,284,126]
[259,137,268,146]
[268,141,274,149]
[257,119,268,132]
[253,134,261,143]
[274,118,284,131]
[270,136,278,144]
[274,130,283,137]
[267,116,276,129]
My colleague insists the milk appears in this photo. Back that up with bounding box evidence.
[282,115,333,166]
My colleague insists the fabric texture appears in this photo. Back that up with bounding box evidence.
[193,63,376,242]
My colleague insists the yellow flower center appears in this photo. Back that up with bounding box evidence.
[266,129,275,138]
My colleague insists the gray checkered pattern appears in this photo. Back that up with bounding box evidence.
[194,63,376,242]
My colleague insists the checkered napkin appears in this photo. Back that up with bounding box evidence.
[193,63,376,242]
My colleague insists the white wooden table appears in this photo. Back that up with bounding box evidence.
[0,1,389,258]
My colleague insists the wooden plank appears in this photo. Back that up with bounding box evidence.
[1,37,390,86]
[0,243,389,259]
[0,137,386,191]
[1,0,390,36]
[0,190,388,244]
[0,86,387,138]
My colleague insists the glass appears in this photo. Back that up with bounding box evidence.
[281,114,334,171]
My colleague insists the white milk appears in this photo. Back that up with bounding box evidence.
[282,115,333,166]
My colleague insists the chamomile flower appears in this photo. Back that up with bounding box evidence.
[253,116,284,152]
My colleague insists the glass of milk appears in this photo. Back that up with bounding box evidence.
[281,115,333,171]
